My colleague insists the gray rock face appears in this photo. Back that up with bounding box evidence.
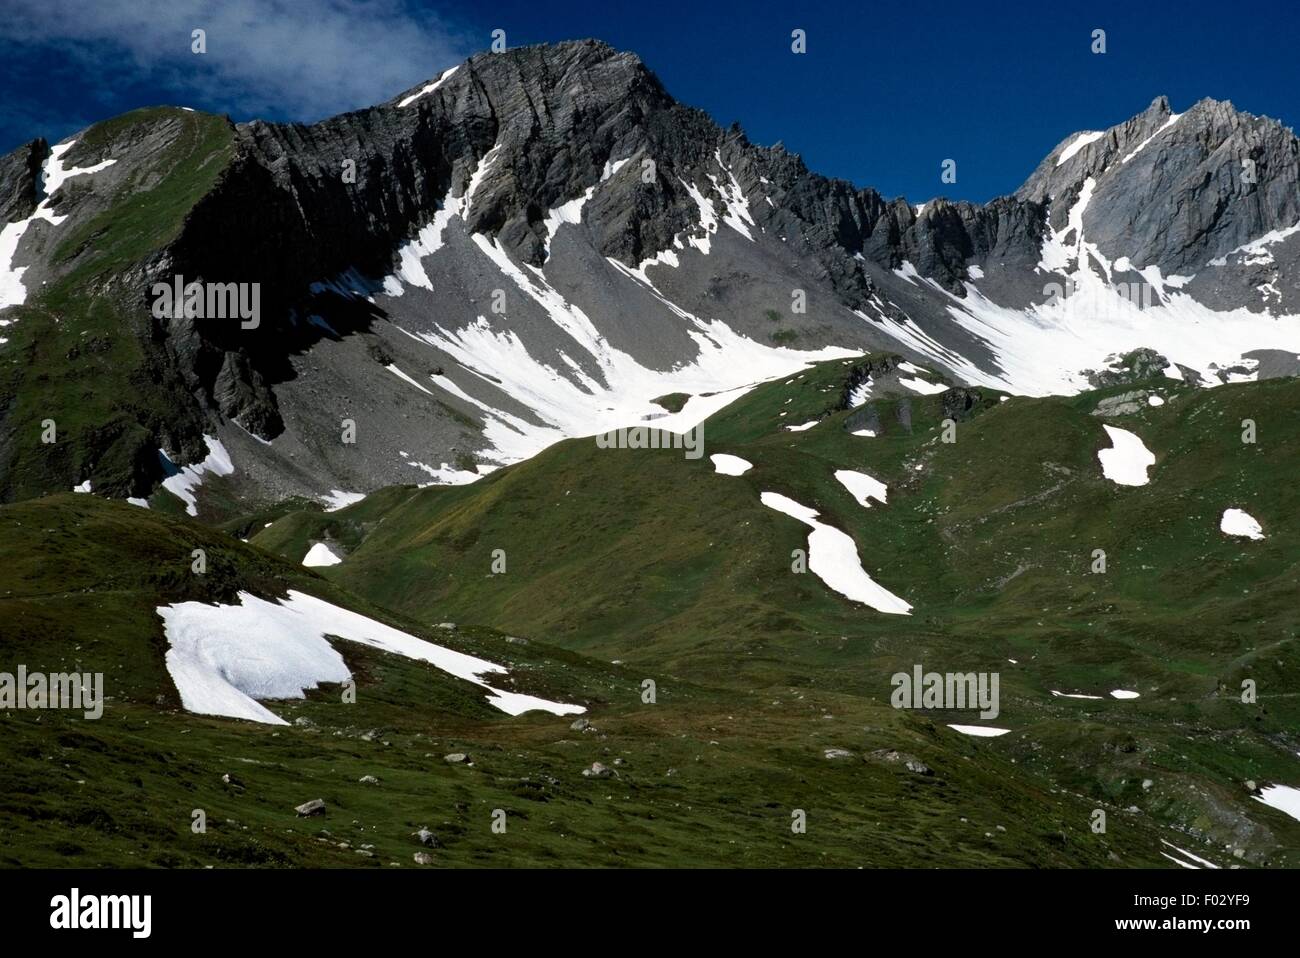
[294,799,326,817]
[1020,96,1300,277]
[148,41,902,452]
[0,139,44,225]
[1083,348,1172,389]
[1091,391,1149,417]
[941,388,991,422]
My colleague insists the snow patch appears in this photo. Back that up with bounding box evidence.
[947,724,1011,737]
[159,436,234,516]
[1160,839,1220,869]
[541,158,630,258]
[158,589,584,725]
[1097,425,1154,487]
[710,453,752,476]
[1209,221,1300,268]
[893,260,923,285]
[708,150,755,240]
[760,491,911,614]
[1056,130,1105,166]
[302,543,342,567]
[397,65,460,107]
[898,376,948,395]
[1220,508,1265,540]
[848,379,872,406]
[322,490,365,512]
[386,363,434,395]
[834,469,887,508]
[1253,783,1300,824]
[1120,113,1182,164]
[2,140,118,310]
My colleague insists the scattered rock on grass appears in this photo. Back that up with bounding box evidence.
[412,828,441,848]
[869,748,933,776]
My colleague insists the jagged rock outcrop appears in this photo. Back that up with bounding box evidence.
[1019,95,1300,275]
[0,138,45,224]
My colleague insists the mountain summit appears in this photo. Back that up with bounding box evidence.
[1,39,1297,509]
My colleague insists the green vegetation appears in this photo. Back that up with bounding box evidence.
[280,355,1300,865]
[3,355,1298,868]
[50,109,234,292]
[0,495,1152,869]
[0,109,235,502]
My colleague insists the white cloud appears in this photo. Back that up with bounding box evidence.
[2,0,473,121]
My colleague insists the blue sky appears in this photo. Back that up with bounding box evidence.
[2,0,1298,202]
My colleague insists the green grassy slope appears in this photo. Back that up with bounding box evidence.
[252,355,1300,865]
[0,494,1186,868]
[0,108,235,502]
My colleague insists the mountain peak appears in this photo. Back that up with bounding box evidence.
[390,38,651,109]
[1142,94,1173,117]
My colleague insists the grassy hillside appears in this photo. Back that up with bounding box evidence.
[0,494,1191,868]
[248,355,1300,865]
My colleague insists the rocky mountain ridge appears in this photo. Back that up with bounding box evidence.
[1,39,1298,509]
